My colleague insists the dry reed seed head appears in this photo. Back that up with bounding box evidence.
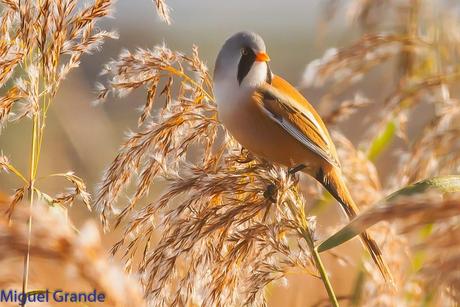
[0,86,26,127]
[324,93,372,125]
[300,33,458,153]
[111,149,317,306]
[306,2,460,154]
[94,45,319,303]
[0,41,24,87]
[309,3,460,305]
[153,0,172,25]
[300,34,426,88]
[417,222,460,302]
[6,187,25,221]
[52,172,91,210]
[358,193,460,306]
[96,44,211,105]
[301,34,432,89]
[94,45,214,229]
[402,197,460,303]
[306,0,460,200]
[341,0,419,28]
[0,154,10,173]
[351,193,460,233]
[0,0,116,132]
[0,202,146,306]
[394,104,460,187]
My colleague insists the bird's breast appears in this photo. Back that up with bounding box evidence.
[214,82,320,169]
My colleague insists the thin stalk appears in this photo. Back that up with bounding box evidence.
[301,227,340,307]
[21,25,43,303]
[285,198,339,307]
[162,65,214,102]
[3,163,28,184]
[21,112,39,306]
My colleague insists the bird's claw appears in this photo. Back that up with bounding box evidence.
[264,183,278,203]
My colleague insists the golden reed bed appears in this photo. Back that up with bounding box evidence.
[0,1,460,306]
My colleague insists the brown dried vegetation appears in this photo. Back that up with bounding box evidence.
[94,44,322,305]
[95,0,460,306]
[0,202,146,306]
[1,0,460,306]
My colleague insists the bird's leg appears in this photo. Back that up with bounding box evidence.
[263,183,278,203]
[236,148,253,163]
[288,164,306,175]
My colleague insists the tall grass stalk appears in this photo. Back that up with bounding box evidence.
[0,1,116,303]
[308,240,339,307]
[287,197,339,306]
[20,74,41,306]
[20,116,37,305]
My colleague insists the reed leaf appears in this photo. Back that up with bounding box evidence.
[318,175,460,252]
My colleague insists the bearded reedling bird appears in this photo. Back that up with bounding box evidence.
[213,31,393,282]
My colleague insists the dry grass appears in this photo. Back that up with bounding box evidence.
[94,44,215,229]
[0,0,117,201]
[153,0,172,24]
[307,1,460,306]
[92,1,460,306]
[343,192,460,305]
[1,0,460,306]
[0,201,146,306]
[94,44,324,306]
[0,0,117,302]
[0,0,118,126]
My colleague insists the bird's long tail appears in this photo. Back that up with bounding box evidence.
[318,166,394,284]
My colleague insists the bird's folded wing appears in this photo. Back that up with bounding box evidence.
[255,75,340,168]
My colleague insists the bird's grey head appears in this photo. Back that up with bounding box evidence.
[214,31,272,88]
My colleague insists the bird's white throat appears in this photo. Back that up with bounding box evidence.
[214,61,267,108]
[240,61,268,88]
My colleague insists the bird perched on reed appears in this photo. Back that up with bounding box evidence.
[213,31,393,282]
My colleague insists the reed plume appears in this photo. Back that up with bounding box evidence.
[153,0,172,24]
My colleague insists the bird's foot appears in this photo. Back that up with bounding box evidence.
[263,183,278,203]
[236,148,253,163]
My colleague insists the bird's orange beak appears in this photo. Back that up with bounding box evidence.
[255,52,270,62]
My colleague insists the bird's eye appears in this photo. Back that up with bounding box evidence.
[241,48,248,56]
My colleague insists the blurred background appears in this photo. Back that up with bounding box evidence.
[1,0,460,306]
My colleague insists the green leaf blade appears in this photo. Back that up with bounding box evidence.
[318,175,460,252]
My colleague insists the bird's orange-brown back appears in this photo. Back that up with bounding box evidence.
[270,75,340,164]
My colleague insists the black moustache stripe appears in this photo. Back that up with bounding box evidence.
[237,48,256,85]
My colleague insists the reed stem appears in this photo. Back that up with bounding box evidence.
[20,90,40,307]
[284,197,340,307]
[300,227,340,307]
